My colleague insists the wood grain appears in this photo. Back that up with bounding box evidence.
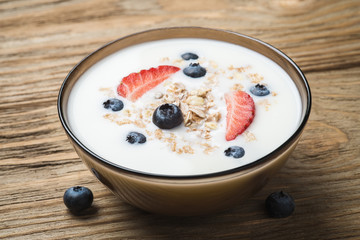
[1,0,360,239]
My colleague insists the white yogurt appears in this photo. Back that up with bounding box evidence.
[67,38,302,176]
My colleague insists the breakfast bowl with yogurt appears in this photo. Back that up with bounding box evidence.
[58,27,311,216]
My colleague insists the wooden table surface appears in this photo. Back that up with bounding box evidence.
[1,0,360,239]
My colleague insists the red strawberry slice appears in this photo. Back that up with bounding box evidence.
[117,65,180,102]
[225,91,255,141]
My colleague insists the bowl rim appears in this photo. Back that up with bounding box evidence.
[57,26,312,180]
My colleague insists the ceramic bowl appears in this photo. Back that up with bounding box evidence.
[58,27,311,216]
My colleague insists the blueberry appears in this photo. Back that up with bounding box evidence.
[126,132,146,144]
[250,84,270,96]
[183,63,206,78]
[63,186,93,213]
[265,191,295,218]
[103,98,124,111]
[224,146,245,158]
[152,103,183,129]
[181,52,199,60]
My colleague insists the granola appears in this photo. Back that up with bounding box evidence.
[100,56,271,156]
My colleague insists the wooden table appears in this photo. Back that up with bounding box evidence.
[1,0,359,239]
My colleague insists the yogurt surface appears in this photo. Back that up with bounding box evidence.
[67,38,302,176]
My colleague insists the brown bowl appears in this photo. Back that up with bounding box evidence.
[57,27,311,216]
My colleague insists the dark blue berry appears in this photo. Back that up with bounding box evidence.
[250,84,270,96]
[126,132,146,144]
[63,186,93,213]
[181,52,199,60]
[152,103,183,129]
[183,63,206,78]
[224,146,245,158]
[103,98,124,111]
[265,191,295,218]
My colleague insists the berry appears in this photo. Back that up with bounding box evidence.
[183,63,206,78]
[63,186,93,213]
[117,65,180,102]
[152,103,183,129]
[224,146,245,158]
[265,191,295,218]
[225,91,255,141]
[181,52,199,60]
[250,84,270,96]
[126,132,146,144]
[103,98,124,111]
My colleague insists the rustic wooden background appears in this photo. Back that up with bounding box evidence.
[1,0,359,239]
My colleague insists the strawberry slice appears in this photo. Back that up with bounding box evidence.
[225,91,255,141]
[117,65,180,102]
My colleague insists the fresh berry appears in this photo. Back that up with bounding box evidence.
[265,191,295,218]
[152,103,183,129]
[117,65,180,102]
[183,63,206,78]
[126,132,146,144]
[225,91,255,141]
[181,52,199,60]
[224,146,245,158]
[103,98,124,111]
[63,186,93,213]
[250,84,270,96]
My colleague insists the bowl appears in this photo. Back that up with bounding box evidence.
[57,27,311,216]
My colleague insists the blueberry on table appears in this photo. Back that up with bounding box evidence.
[224,146,245,158]
[265,191,295,218]
[63,186,93,213]
[250,84,270,96]
[152,103,183,129]
[126,132,147,144]
[181,52,199,60]
[183,63,206,78]
[103,98,124,111]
